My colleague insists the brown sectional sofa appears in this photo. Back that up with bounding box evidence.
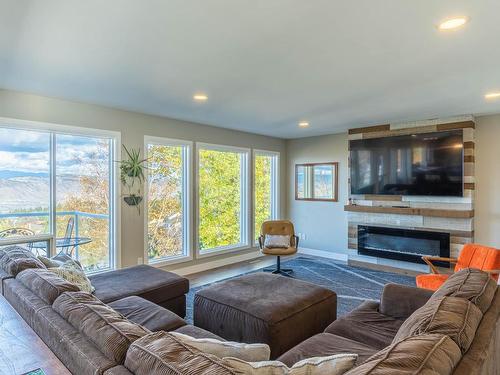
[278,269,500,375]
[0,246,196,374]
[1,246,499,375]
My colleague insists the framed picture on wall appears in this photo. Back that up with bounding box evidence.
[295,162,338,202]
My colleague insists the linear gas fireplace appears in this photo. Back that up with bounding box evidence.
[358,225,450,264]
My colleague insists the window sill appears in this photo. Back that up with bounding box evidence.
[197,243,254,259]
[85,266,113,276]
[148,254,193,268]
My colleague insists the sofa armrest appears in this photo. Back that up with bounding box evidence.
[379,283,434,319]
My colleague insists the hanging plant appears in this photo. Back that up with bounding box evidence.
[117,145,149,214]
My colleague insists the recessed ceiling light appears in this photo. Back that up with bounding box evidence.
[193,93,208,101]
[484,92,500,100]
[298,121,310,128]
[438,16,469,31]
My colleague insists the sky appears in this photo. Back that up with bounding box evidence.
[0,127,110,177]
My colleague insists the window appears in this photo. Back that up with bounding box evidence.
[145,137,191,264]
[55,134,114,271]
[197,144,249,254]
[0,128,51,236]
[254,151,279,241]
[0,121,118,272]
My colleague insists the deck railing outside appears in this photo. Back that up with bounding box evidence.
[0,210,108,259]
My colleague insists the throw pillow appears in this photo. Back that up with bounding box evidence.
[37,255,62,268]
[52,252,83,268]
[264,234,291,249]
[170,331,271,362]
[124,331,235,375]
[223,353,357,375]
[48,260,94,293]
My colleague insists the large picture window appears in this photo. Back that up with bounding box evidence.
[254,151,279,241]
[0,121,118,272]
[197,144,249,254]
[145,137,191,264]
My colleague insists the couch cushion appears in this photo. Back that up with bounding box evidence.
[0,246,46,276]
[393,296,482,354]
[17,268,80,304]
[89,265,189,304]
[124,331,235,375]
[53,291,150,363]
[324,300,404,350]
[432,268,497,314]
[173,324,226,341]
[379,283,434,319]
[108,296,187,332]
[344,334,462,375]
[0,268,13,294]
[277,333,378,367]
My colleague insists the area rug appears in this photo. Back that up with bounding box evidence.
[185,256,416,324]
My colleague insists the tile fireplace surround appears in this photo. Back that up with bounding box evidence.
[346,116,475,266]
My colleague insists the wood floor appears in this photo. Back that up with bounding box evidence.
[0,295,70,375]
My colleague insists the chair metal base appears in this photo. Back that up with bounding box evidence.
[263,256,294,277]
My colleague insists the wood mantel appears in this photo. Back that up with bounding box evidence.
[344,204,474,218]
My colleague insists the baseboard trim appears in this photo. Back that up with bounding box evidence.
[170,250,264,276]
[299,248,349,262]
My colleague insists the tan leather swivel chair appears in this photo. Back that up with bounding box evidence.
[258,220,299,277]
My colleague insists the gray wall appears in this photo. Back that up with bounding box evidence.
[0,89,287,269]
[3,87,500,270]
[475,114,500,248]
[286,133,349,254]
[286,115,500,257]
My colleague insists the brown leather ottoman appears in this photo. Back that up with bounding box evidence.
[194,273,337,358]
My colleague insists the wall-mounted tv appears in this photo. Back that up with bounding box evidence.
[350,130,463,196]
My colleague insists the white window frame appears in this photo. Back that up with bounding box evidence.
[196,142,250,258]
[253,150,280,243]
[0,117,121,272]
[143,136,193,267]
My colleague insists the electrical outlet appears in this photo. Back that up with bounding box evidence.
[137,257,143,265]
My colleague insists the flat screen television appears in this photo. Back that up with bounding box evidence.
[350,130,463,196]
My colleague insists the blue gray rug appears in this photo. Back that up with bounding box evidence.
[185,256,415,324]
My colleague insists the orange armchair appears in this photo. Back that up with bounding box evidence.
[416,243,500,291]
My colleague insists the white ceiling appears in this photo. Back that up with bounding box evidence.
[1,0,500,138]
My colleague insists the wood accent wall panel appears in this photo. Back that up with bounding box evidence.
[345,205,474,218]
[436,121,475,130]
[347,119,475,265]
[348,124,390,135]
